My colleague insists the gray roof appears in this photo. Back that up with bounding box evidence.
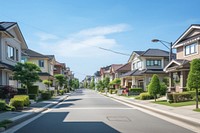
[141,49,169,57]
[0,61,14,70]
[134,51,145,55]
[45,55,55,60]
[0,22,16,31]
[22,49,48,58]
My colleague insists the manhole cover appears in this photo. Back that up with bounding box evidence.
[107,116,131,122]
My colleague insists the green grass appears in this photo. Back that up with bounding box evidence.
[193,108,200,112]
[153,100,199,107]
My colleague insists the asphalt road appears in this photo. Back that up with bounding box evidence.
[14,89,194,133]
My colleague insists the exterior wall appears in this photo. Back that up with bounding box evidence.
[176,41,200,60]
[28,58,49,73]
[0,70,9,85]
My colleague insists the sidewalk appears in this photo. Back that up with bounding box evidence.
[0,94,68,132]
[104,93,200,128]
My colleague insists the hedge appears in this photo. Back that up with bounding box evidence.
[0,100,6,111]
[167,92,192,103]
[28,94,37,100]
[9,98,24,109]
[13,95,30,106]
[28,86,39,96]
[59,90,64,95]
[129,88,143,93]
[139,92,153,100]
[17,88,28,95]
[41,91,51,100]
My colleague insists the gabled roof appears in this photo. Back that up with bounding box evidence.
[116,62,131,72]
[164,59,190,72]
[141,49,169,57]
[173,24,200,48]
[22,49,48,58]
[110,64,123,73]
[0,22,16,31]
[128,51,144,62]
[0,22,28,49]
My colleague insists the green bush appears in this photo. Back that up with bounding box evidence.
[28,94,37,100]
[28,86,39,96]
[13,95,30,106]
[5,104,15,111]
[41,91,51,100]
[17,88,28,95]
[109,89,112,94]
[139,92,153,100]
[167,92,192,103]
[50,90,55,96]
[9,98,24,109]
[59,90,64,95]
[0,100,6,111]
[129,88,143,93]
[160,82,167,95]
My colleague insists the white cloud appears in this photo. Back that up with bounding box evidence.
[36,32,58,41]
[37,24,130,58]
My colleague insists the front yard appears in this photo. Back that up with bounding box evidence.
[153,100,200,107]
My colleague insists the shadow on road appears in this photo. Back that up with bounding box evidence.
[15,112,120,133]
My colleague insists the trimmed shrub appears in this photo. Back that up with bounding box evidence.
[28,94,37,100]
[50,90,55,96]
[160,82,167,95]
[28,86,39,96]
[59,90,64,95]
[0,100,6,111]
[139,92,153,100]
[5,104,15,111]
[129,88,143,95]
[167,92,192,103]
[9,98,24,109]
[17,88,27,95]
[41,91,51,100]
[109,89,112,94]
[13,95,30,106]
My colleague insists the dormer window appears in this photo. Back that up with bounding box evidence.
[185,42,197,56]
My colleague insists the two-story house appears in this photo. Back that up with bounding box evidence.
[22,49,56,90]
[100,65,111,80]
[0,22,28,87]
[54,61,66,75]
[109,64,123,81]
[120,49,170,91]
[164,24,200,92]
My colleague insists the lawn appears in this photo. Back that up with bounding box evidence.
[153,100,199,107]
[193,108,200,112]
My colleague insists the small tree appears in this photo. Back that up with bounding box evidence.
[43,80,52,90]
[148,74,161,101]
[54,74,66,90]
[103,77,110,89]
[90,78,95,89]
[13,62,41,92]
[187,59,200,109]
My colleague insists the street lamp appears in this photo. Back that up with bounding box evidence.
[151,39,173,62]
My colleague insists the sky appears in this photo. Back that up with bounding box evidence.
[1,0,200,80]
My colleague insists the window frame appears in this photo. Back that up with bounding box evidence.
[38,60,44,68]
[146,59,161,67]
[185,42,197,56]
[7,45,15,60]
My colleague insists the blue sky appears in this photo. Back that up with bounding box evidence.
[1,0,200,80]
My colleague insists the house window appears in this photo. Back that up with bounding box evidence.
[16,49,19,61]
[7,45,14,60]
[38,60,44,67]
[146,59,161,66]
[185,43,197,56]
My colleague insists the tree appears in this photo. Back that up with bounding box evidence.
[90,77,95,89]
[187,59,200,109]
[54,74,66,90]
[103,77,110,89]
[148,74,161,101]
[109,78,121,89]
[43,80,52,90]
[13,62,41,91]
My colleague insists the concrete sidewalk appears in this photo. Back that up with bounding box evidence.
[104,93,200,129]
[0,94,68,132]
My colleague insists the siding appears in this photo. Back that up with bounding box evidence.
[176,41,200,60]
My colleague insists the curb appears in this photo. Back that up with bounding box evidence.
[106,94,200,128]
[0,95,68,132]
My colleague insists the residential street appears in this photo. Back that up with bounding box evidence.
[5,89,194,133]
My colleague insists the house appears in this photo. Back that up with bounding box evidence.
[22,49,56,90]
[94,71,101,90]
[54,61,66,75]
[120,49,170,90]
[164,24,200,92]
[100,65,111,80]
[0,22,28,87]
[109,64,123,81]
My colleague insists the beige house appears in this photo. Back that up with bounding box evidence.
[22,49,56,90]
[164,24,200,92]
[120,49,170,91]
[0,22,28,87]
